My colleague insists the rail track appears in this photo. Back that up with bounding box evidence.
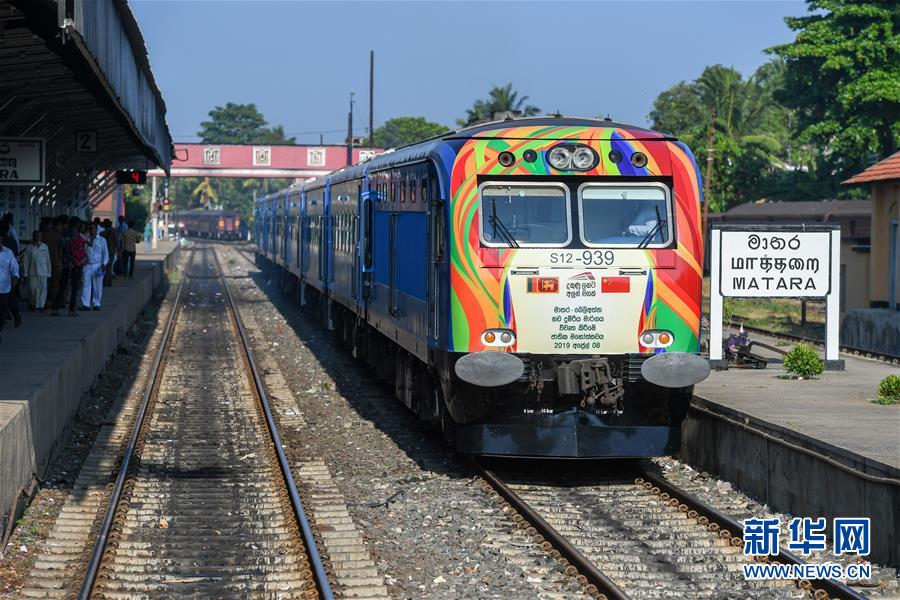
[476,461,869,600]
[75,245,333,599]
[728,316,900,364]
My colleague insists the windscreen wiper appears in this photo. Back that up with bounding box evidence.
[489,198,520,248]
[638,205,666,249]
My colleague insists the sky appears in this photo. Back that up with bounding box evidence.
[130,1,806,145]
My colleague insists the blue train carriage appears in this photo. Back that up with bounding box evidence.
[256,116,708,458]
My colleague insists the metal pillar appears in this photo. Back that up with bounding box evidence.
[150,176,158,249]
[708,228,725,368]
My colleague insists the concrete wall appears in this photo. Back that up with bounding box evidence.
[870,183,900,307]
[681,400,899,567]
[841,308,900,355]
[842,239,870,310]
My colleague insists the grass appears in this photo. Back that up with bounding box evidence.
[703,277,826,339]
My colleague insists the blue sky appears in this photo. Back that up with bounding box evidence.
[131,1,806,144]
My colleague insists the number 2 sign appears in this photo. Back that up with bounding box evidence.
[76,131,97,153]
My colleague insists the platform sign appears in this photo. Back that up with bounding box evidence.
[710,224,843,370]
[720,230,831,297]
[0,137,45,185]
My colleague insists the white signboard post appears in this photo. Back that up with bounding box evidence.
[0,137,45,186]
[709,224,843,370]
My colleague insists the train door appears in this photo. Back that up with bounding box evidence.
[282,192,291,267]
[360,173,375,312]
[426,166,443,342]
[300,190,309,274]
[351,180,362,303]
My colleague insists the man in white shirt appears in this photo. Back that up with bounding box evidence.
[81,223,109,311]
[21,230,51,312]
[0,243,19,336]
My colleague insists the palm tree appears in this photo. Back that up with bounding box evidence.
[459,84,540,126]
[191,177,219,209]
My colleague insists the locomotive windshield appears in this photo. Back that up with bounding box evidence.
[578,184,672,248]
[480,183,570,247]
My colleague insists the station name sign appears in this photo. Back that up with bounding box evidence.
[0,137,45,186]
[719,230,831,298]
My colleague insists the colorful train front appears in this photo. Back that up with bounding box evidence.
[444,120,708,457]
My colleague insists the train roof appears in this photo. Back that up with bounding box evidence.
[257,116,674,201]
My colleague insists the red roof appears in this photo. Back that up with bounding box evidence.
[843,151,900,185]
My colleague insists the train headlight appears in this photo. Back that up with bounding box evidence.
[571,146,598,170]
[640,330,675,348]
[631,151,648,168]
[481,328,516,347]
[548,146,572,170]
[498,151,516,167]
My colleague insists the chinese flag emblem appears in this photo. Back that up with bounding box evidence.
[601,277,630,293]
[527,277,559,293]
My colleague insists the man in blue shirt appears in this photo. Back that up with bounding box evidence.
[0,242,20,338]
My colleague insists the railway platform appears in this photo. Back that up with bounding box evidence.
[684,331,900,566]
[0,241,180,540]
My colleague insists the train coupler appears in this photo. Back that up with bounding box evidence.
[555,358,624,412]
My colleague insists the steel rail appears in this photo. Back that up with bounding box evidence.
[77,265,188,600]
[639,470,870,600]
[475,462,630,600]
[730,316,900,363]
[213,245,335,600]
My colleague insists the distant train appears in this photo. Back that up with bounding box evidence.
[175,210,242,240]
[255,116,708,458]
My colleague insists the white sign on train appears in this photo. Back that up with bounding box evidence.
[0,137,45,186]
[719,230,831,298]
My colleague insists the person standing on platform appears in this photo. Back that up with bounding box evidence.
[101,219,117,286]
[2,213,19,247]
[121,221,140,279]
[81,223,108,311]
[0,220,21,328]
[21,230,50,312]
[68,220,88,317]
[54,216,74,316]
[42,218,63,316]
[115,216,127,275]
[0,240,19,338]
[143,221,152,253]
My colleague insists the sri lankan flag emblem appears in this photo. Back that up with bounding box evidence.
[526,276,559,293]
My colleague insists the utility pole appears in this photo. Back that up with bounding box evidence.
[347,91,355,166]
[701,109,716,240]
[369,50,374,147]
[150,176,158,249]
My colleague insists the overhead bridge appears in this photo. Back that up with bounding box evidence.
[149,143,385,179]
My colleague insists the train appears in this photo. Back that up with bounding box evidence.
[175,209,242,240]
[255,116,708,458]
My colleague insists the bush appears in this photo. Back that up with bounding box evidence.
[782,343,824,379]
[876,375,900,405]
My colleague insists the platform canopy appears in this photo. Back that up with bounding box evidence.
[0,0,172,218]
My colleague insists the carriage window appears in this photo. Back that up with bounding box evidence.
[578,184,672,247]
[480,183,570,247]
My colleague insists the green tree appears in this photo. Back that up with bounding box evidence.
[198,102,295,144]
[372,116,449,148]
[459,83,540,127]
[769,0,900,179]
[649,62,797,210]
[124,187,149,226]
